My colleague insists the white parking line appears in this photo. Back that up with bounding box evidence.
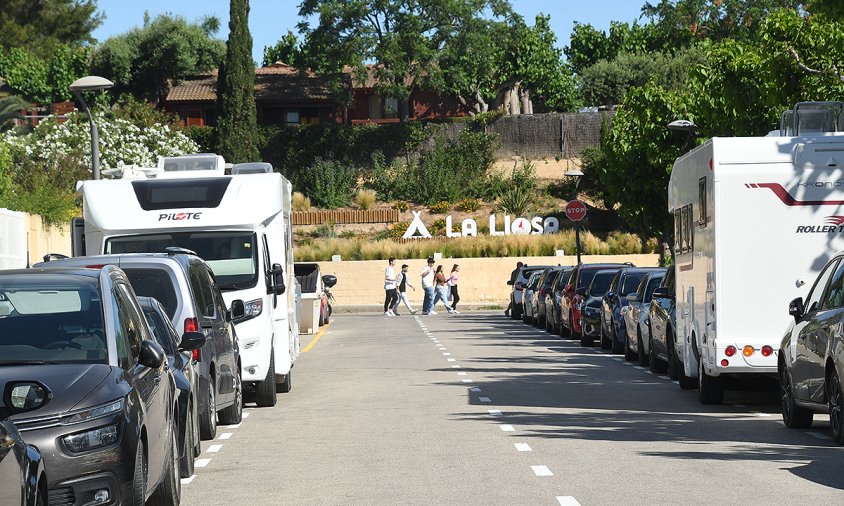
[489,409,503,416]
[226,423,241,429]
[457,372,467,376]
[808,432,832,440]
[470,387,481,392]
[531,465,553,476]
[633,366,646,370]
[242,412,250,419]
[499,424,515,432]
[206,444,223,453]
[218,432,233,440]
[447,358,457,362]
[556,496,582,506]
[195,458,211,468]
[479,396,491,402]
[181,475,196,485]
[461,379,473,383]
[452,365,462,368]
[443,352,452,356]
[514,443,532,452]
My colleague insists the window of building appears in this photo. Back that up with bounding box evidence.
[383,97,398,119]
[284,111,300,126]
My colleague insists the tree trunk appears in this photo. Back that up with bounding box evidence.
[399,99,410,122]
[509,82,521,115]
[520,87,532,115]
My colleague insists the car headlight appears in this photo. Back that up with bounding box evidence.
[240,298,263,321]
[61,399,124,425]
[63,424,119,453]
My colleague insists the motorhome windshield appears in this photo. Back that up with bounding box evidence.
[106,232,259,290]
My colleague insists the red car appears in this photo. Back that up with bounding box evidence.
[561,263,633,338]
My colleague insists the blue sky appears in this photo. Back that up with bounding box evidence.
[91,1,647,64]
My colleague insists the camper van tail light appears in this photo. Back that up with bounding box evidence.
[761,345,774,357]
[725,345,736,357]
[721,359,729,367]
[743,345,755,357]
[184,317,199,333]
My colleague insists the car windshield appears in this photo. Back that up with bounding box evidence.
[0,275,107,365]
[106,231,258,291]
[644,275,665,303]
[621,272,646,296]
[588,272,615,297]
[142,308,175,356]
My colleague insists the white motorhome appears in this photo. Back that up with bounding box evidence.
[74,157,298,407]
[669,102,844,404]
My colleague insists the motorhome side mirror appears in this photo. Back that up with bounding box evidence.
[3,381,51,415]
[139,340,166,369]
[322,274,337,288]
[178,331,206,352]
[229,299,246,321]
[789,297,804,319]
[268,263,286,295]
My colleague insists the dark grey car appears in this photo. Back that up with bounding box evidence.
[0,267,180,505]
[0,416,47,505]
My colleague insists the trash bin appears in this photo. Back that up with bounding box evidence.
[294,263,322,334]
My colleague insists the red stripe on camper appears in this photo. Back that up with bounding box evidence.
[753,183,844,206]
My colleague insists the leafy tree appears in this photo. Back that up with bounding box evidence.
[298,0,514,121]
[564,21,658,75]
[215,0,260,163]
[90,14,225,101]
[262,30,305,67]
[0,0,102,59]
[0,95,30,131]
[0,45,90,104]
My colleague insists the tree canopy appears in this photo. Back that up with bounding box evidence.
[0,0,103,59]
[90,14,225,102]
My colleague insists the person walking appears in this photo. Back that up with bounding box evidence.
[505,261,524,317]
[447,264,461,314]
[384,257,399,316]
[421,257,436,315]
[432,265,455,314]
[392,264,417,315]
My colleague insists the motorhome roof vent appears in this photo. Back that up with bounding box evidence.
[232,162,273,175]
[780,101,844,136]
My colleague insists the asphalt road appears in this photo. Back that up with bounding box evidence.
[180,312,844,505]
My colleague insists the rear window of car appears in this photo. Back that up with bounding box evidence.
[543,270,560,288]
[123,268,179,320]
[142,308,176,355]
[644,275,665,303]
[577,269,598,290]
[588,272,615,296]
[621,272,646,295]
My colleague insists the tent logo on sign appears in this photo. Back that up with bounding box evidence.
[404,213,560,238]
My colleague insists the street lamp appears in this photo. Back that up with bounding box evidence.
[69,76,114,180]
[565,169,584,264]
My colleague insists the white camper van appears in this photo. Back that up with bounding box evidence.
[669,102,844,404]
[74,158,298,407]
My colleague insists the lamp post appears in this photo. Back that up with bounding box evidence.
[565,169,585,264]
[69,76,114,180]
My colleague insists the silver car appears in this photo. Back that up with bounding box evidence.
[623,269,666,364]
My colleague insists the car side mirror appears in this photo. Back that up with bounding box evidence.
[322,274,337,288]
[268,263,285,295]
[139,340,166,369]
[3,381,51,415]
[179,331,207,352]
[789,297,804,319]
[605,291,614,299]
[652,287,669,299]
[229,299,246,321]
[627,293,640,302]
[575,287,587,296]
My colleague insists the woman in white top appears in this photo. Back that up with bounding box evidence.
[447,264,461,314]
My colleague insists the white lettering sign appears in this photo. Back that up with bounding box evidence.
[405,213,561,239]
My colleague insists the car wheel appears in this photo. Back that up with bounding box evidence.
[600,318,611,350]
[779,360,813,429]
[677,354,697,390]
[511,298,521,320]
[199,378,217,440]
[667,330,679,380]
[828,369,844,443]
[132,438,146,505]
[649,334,668,373]
[611,321,624,354]
[192,401,201,458]
[256,350,278,407]
[150,419,181,506]
[545,312,552,332]
[637,331,649,366]
[277,370,292,393]
[180,406,196,478]
[218,368,243,425]
[698,357,724,404]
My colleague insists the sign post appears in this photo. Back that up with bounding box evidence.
[565,200,587,264]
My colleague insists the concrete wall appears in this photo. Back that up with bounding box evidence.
[317,254,660,310]
[27,214,72,265]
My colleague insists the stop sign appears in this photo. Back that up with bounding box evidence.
[565,200,587,222]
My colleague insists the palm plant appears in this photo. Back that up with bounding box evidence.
[0,95,30,131]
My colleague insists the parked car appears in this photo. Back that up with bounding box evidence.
[779,253,844,443]
[535,267,563,329]
[509,265,551,320]
[1,386,48,506]
[138,296,207,478]
[547,267,575,335]
[623,269,666,363]
[521,272,543,324]
[0,267,180,505]
[578,269,621,347]
[601,267,661,354]
[37,250,247,439]
[648,267,688,381]
[561,263,632,339]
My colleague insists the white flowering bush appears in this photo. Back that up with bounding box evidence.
[2,109,200,173]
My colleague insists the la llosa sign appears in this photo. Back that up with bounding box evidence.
[403,211,560,239]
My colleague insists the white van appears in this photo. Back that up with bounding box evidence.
[669,102,844,404]
[74,159,298,407]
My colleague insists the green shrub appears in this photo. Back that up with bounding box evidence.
[292,191,311,211]
[646,237,660,254]
[297,158,356,208]
[429,201,450,214]
[456,197,482,212]
[392,200,410,212]
[497,161,537,216]
[184,126,214,152]
[313,222,337,238]
[354,189,377,210]
[606,232,643,255]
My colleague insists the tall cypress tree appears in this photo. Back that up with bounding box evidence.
[215,0,260,163]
